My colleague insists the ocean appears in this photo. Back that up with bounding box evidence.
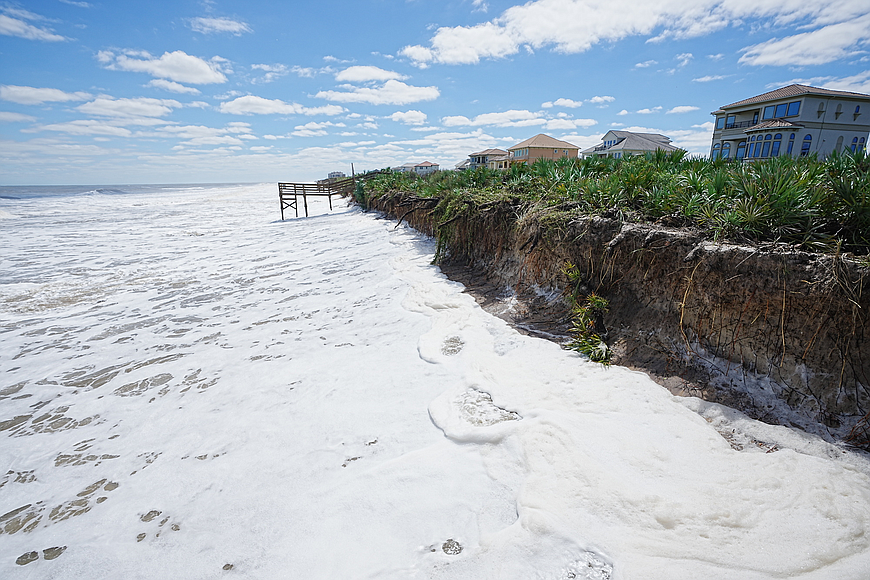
[2,183,870,579]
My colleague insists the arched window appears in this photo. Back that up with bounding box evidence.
[736,141,746,160]
[852,137,858,153]
[722,142,731,159]
[834,135,843,152]
[860,137,866,153]
[762,134,772,157]
[711,143,721,160]
[787,133,796,155]
[800,134,812,157]
[748,136,756,158]
[772,133,782,157]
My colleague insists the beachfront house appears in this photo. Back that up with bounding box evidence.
[709,84,870,161]
[508,134,579,165]
[414,161,439,175]
[467,148,509,170]
[580,131,680,159]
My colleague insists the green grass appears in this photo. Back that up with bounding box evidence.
[362,151,870,256]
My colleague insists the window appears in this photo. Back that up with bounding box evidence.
[801,134,812,157]
[752,112,759,124]
[856,106,861,114]
[716,117,725,129]
[726,115,736,128]
[736,141,746,159]
[775,103,787,117]
[771,134,782,157]
[711,143,721,159]
[748,136,756,158]
[786,101,800,116]
[787,133,796,155]
[763,105,775,120]
[861,137,866,153]
[722,142,731,159]
[852,137,859,153]
[761,134,771,157]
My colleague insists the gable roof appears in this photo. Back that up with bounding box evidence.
[720,84,870,110]
[604,130,672,145]
[508,133,579,151]
[607,133,679,153]
[744,119,804,132]
[415,161,438,167]
[469,148,507,157]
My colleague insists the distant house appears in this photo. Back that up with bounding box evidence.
[508,134,579,165]
[327,171,346,179]
[395,163,417,173]
[580,131,680,159]
[709,84,870,161]
[467,148,509,170]
[454,159,471,171]
[414,161,439,175]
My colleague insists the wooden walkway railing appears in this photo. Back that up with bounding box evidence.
[278,171,383,219]
[278,178,355,219]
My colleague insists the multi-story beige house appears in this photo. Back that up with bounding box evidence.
[709,84,870,161]
[580,130,680,159]
[467,148,508,170]
[508,134,579,165]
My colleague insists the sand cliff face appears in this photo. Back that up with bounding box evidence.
[365,193,870,440]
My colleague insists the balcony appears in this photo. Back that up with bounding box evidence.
[724,120,757,129]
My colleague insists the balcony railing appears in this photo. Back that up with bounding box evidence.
[724,120,757,129]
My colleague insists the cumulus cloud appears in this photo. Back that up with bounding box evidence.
[666,105,699,114]
[147,79,201,94]
[634,60,657,68]
[27,120,133,137]
[0,85,91,105]
[315,80,440,105]
[390,110,428,125]
[399,0,869,68]
[442,108,596,130]
[740,14,870,66]
[0,10,66,42]
[692,74,728,82]
[542,98,583,108]
[291,121,345,137]
[588,95,615,104]
[156,123,254,147]
[219,95,345,116]
[251,64,290,84]
[98,50,229,84]
[768,71,870,95]
[189,17,251,35]
[0,111,36,122]
[77,97,182,118]
[335,66,407,82]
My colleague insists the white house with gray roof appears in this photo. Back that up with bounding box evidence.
[709,84,870,161]
[580,131,680,159]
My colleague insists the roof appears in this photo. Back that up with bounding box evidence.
[604,130,671,145]
[607,133,679,153]
[720,84,870,110]
[508,134,579,151]
[415,161,438,167]
[469,148,507,156]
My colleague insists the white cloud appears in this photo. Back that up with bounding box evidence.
[636,107,663,114]
[667,105,699,114]
[768,71,870,95]
[693,74,728,82]
[292,121,345,137]
[443,109,542,127]
[251,64,290,84]
[0,111,36,122]
[399,0,869,68]
[219,95,345,116]
[0,13,66,42]
[588,95,615,104]
[315,80,440,105]
[188,17,251,35]
[27,120,132,137]
[740,15,870,66]
[59,0,92,7]
[708,53,724,61]
[675,52,693,67]
[155,123,254,147]
[634,60,657,68]
[0,85,91,105]
[390,110,428,125]
[335,66,407,82]
[77,97,182,118]
[542,97,583,108]
[147,79,201,94]
[99,50,228,84]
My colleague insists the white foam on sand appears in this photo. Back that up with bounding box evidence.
[1,184,870,579]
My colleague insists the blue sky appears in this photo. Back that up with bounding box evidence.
[1,0,869,184]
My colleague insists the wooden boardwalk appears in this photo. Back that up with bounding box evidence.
[278,171,382,219]
[278,178,355,219]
